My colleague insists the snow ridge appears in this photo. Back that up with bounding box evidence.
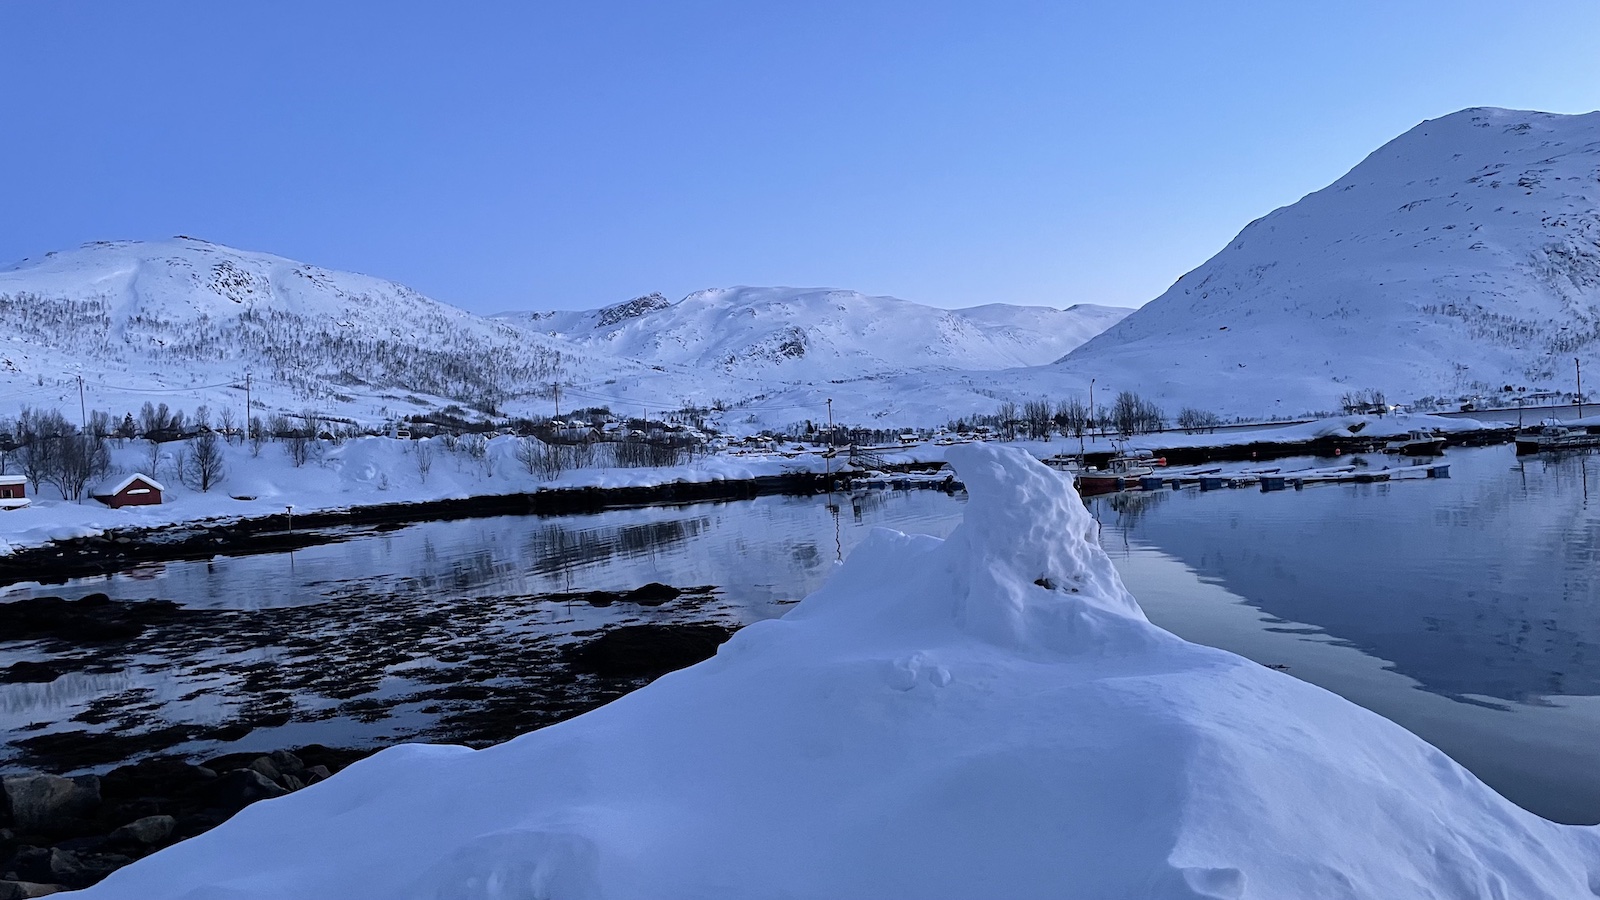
[80,445,1600,900]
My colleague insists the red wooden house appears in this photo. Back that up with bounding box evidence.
[92,473,165,508]
[0,475,28,510]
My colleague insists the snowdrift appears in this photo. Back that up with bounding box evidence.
[81,446,1600,899]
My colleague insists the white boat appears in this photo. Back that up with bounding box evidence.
[1383,429,1446,455]
[1515,419,1600,454]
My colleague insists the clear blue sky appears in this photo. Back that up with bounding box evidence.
[3,1,1598,314]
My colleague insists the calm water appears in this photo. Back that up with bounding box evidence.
[2,444,1597,823]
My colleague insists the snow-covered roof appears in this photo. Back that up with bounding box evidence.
[0,475,25,485]
[92,472,166,497]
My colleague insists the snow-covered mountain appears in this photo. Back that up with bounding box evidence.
[1053,107,1600,417]
[502,287,1129,381]
[0,238,647,425]
[0,241,1127,431]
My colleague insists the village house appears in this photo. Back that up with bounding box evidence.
[0,474,29,510]
[92,473,165,508]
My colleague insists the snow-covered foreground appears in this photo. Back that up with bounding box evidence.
[79,446,1599,899]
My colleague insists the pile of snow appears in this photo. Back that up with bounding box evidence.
[82,446,1599,899]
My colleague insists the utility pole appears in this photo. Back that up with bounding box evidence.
[1578,358,1585,418]
[826,398,834,476]
[76,375,86,432]
[1088,378,1096,441]
[245,372,252,441]
[553,383,561,420]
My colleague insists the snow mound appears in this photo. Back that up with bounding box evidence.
[82,446,1600,899]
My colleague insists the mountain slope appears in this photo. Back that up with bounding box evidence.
[0,238,637,423]
[504,287,1130,383]
[1055,107,1600,417]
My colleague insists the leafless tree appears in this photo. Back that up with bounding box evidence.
[1055,397,1089,439]
[1022,399,1054,441]
[183,431,226,492]
[54,434,111,501]
[415,440,434,483]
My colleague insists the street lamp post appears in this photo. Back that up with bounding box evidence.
[1088,378,1096,442]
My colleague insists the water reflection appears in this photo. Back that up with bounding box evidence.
[1090,447,1600,707]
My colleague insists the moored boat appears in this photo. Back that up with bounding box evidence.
[1383,429,1446,456]
[1515,419,1600,454]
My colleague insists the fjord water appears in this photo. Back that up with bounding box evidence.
[2,445,1596,823]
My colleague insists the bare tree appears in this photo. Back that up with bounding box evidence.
[415,440,434,483]
[249,415,266,457]
[1111,391,1165,436]
[53,433,111,501]
[1022,399,1054,441]
[514,435,543,475]
[219,407,237,443]
[994,400,1020,441]
[1055,397,1089,440]
[1177,407,1222,434]
[17,406,71,492]
[183,431,226,492]
[145,438,163,480]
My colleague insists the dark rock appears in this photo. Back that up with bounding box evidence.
[107,815,174,848]
[42,851,84,889]
[100,757,216,804]
[305,765,331,783]
[201,769,287,812]
[1,775,100,836]
[0,880,68,899]
[0,596,143,643]
[6,848,48,885]
[43,847,126,890]
[245,756,281,784]
[0,663,61,685]
[564,623,735,679]
[280,774,305,791]
[97,799,161,831]
[625,582,682,606]
[265,750,304,777]
[170,811,228,842]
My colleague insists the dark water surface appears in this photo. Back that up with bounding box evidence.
[3,445,1596,824]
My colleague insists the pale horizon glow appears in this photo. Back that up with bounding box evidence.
[2,1,1598,315]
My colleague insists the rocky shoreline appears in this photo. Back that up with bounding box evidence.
[1,585,742,893]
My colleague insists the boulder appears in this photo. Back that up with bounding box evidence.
[107,815,174,848]
[0,881,66,899]
[0,776,99,836]
[305,765,332,783]
[245,757,281,784]
[100,757,216,803]
[201,770,286,812]
[264,750,304,777]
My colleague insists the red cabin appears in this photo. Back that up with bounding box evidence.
[0,475,28,510]
[93,473,165,508]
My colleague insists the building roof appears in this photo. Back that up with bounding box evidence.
[92,472,167,497]
[0,475,25,485]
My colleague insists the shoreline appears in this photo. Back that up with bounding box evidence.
[0,424,1517,588]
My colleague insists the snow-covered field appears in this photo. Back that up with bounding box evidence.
[75,445,1600,899]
